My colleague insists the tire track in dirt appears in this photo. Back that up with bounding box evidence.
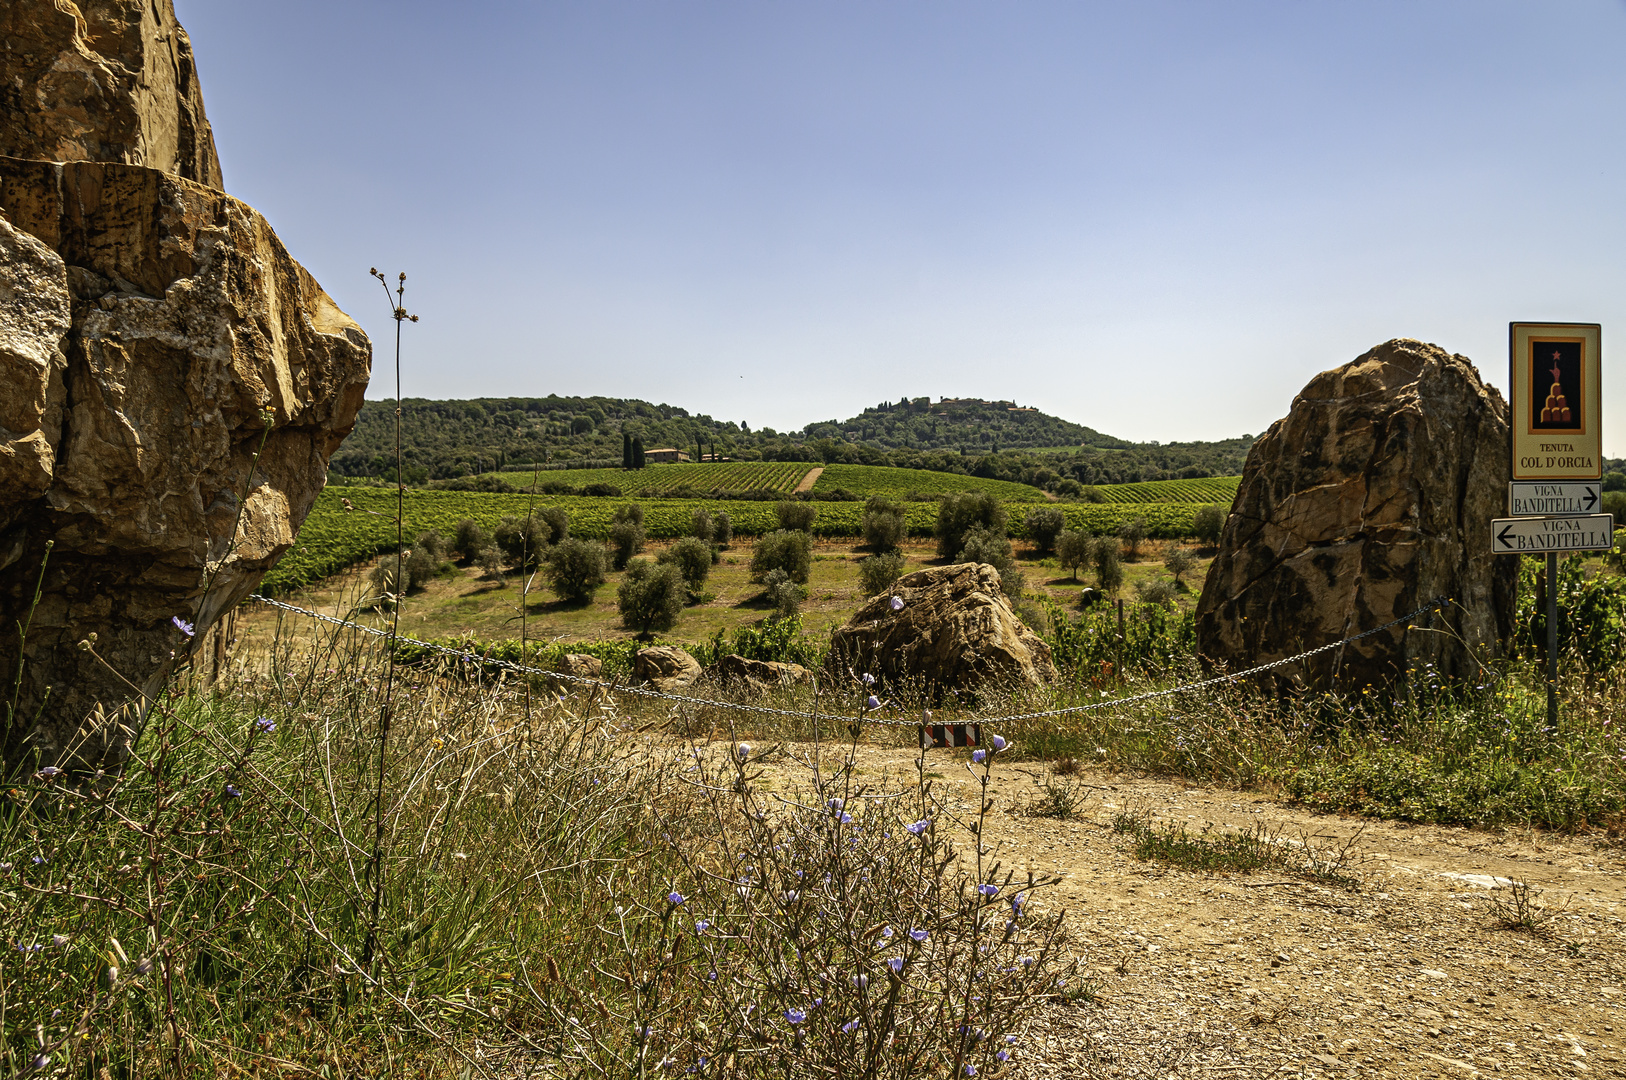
[794,466,823,493]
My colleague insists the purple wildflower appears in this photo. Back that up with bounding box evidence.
[976,883,999,898]
[890,596,904,611]
[667,891,686,905]
[172,616,195,637]
[785,1008,806,1024]
[906,819,929,835]
[886,957,904,973]
[254,717,276,733]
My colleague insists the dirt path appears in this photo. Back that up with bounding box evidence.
[754,743,1626,1079]
[794,466,823,493]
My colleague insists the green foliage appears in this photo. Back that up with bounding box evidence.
[1041,599,1194,677]
[618,559,686,635]
[543,537,608,604]
[750,529,813,585]
[713,509,733,547]
[816,463,1048,503]
[691,506,715,541]
[1023,506,1065,554]
[776,500,818,532]
[453,518,487,560]
[1513,557,1626,674]
[956,526,1025,597]
[260,490,1218,596]
[700,614,824,668]
[1193,503,1226,546]
[763,568,807,620]
[857,551,908,596]
[1135,578,1178,606]
[1056,529,1091,581]
[658,536,714,594]
[1092,535,1123,594]
[860,495,907,550]
[1117,515,1148,561]
[494,511,554,570]
[935,491,1005,560]
[1092,477,1241,504]
[609,519,646,570]
[1279,745,1624,832]
[496,461,813,495]
[1604,490,1626,529]
[1163,546,1197,586]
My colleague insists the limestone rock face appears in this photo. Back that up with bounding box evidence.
[704,654,813,694]
[0,157,370,768]
[634,646,702,693]
[1194,339,1516,694]
[823,563,1056,697]
[1,0,222,187]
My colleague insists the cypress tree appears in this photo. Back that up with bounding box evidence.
[633,436,646,470]
[622,431,632,470]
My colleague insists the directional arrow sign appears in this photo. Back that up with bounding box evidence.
[1508,481,1603,516]
[1491,514,1616,554]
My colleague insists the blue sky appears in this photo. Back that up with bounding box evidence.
[179,1,1626,449]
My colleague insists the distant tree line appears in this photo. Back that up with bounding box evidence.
[328,394,1254,490]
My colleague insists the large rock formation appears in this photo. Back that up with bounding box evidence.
[0,156,369,768]
[1195,339,1515,694]
[1,0,222,187]
[824,563,1056,698]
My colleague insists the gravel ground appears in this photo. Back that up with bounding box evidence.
[757,743,1626,1080]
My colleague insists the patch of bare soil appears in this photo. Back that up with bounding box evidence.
[793,466,824,493]
[752,742,1626,1079]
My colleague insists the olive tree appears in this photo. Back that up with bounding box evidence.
[751,529,813,585]
[1022,506,1066,555]
[544,538,607,604]
[1056,529,1091,582]
[618,560,686,636]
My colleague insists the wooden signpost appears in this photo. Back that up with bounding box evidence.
[1501,322,1606,724]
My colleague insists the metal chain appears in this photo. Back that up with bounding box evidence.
[245,593,1444,729]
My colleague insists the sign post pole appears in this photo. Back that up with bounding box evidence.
[1546,551,1558,727]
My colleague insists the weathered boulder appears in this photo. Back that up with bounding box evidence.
[548,653,603,693]
[0,158,370,768]
[704,654,813,694]
[634,645,701,693]
[1195,339,1516,694]
[823,563,1056,697]
[0,0,222,188]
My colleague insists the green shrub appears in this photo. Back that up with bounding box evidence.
[494,512,550,570]
[764,568,806,620]
[659,535,714,594]
[1117,515,1147,561]
[453,518,488,561]
[1135,578,1177,606]
[544,538,608,604]
[861,495,907,551]
[935,491,1005,560]
[750,528,813,584]
[1163,546,1197,587]
[609,519,645,570]
[618,559,686,634]
[691,507,715,541]
[957,526,1024,598]
[1193,503,1225,546]
[1604,490,1626,529]
[1092,535,1123,595]
[367,544,442,606]
[713,510,733,547]
[776,500,818,532]
[415,529,448,559]
[1056,529,1091,581]
[1023,506,1066,554]
[857,550,907,596]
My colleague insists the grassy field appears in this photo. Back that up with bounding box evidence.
[263,488,1228,594]
[249,535,1208,650]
